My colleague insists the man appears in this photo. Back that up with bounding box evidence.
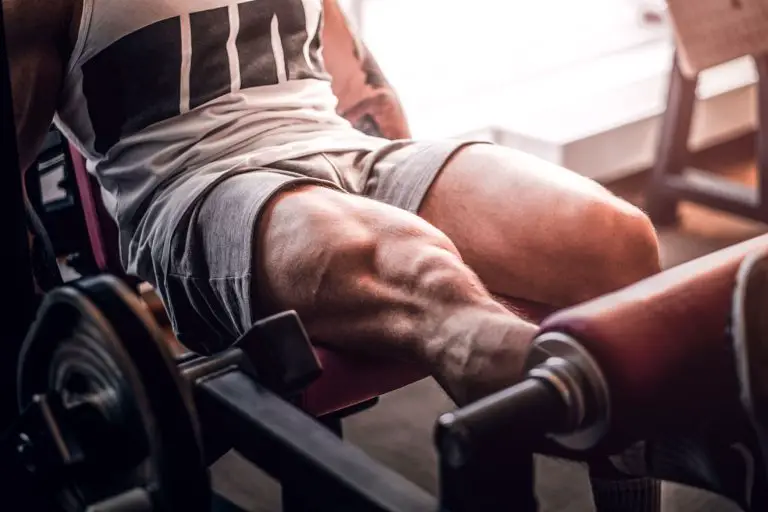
[4,0,660,406]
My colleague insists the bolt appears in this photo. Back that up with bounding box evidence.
[16,432,37,473]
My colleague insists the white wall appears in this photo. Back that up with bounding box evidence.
[353,0,666,123]
[343,0,756,181]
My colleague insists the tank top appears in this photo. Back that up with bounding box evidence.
[53,0,383,271]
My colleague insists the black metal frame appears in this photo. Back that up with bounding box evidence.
[435,380,563,512]
[7,339,765,512]
[178,327,562,512]
[171,347,564,512]
[25,127,92,260]
[0,345,441,512]
[0,301,555,512]
[189,353,439,512]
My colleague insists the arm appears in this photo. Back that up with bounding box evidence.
[3,0,75,172]
[321,0,411,140]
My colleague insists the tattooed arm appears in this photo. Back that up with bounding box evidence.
[321,0,411,139]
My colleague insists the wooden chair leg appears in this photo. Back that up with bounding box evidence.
[754,54,768,218]
[646,54,698,226]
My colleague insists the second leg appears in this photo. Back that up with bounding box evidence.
[253,183,538,405]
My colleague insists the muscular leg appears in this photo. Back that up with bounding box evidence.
[255,185,537,405]
[420,144,662,308]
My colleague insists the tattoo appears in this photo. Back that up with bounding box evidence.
[356,45,388,90]
[347,45,410,139]
[354,113,384,138]
[322,0,410,138]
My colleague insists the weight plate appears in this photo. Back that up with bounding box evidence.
[17,275,210,511]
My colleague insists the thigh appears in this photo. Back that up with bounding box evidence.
[325,140,652,307]
[415,143,660,307]
[157,169,342,354]
[157,164,465,355]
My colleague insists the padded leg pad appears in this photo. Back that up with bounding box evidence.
[538,234,768,447]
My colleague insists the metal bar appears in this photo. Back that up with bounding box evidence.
[438,441,537,512]
[754,54,768,209]
[0,0,39,430]
[195,370,438,512]
[663,171,766,220]
[437,378,567,442]
[436,378,568,512]
[667,169,760,207]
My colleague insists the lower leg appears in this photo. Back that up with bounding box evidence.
[255,185,537,405]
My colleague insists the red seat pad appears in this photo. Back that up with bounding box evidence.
[301,349,427,417]
[538,234,768,449]
[70,144,113,272]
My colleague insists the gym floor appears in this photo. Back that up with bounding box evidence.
[209,135,762,512]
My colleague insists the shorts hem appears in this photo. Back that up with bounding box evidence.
[370,139,490,213]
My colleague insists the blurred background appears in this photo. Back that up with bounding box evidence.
[340,0,755,182]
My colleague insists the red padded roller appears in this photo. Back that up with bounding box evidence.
[538,234,768,447]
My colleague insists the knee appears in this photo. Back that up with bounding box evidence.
[610,203,661,277]
[257,187,377,306]
[574,199,661,301]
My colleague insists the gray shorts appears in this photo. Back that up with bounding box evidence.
[160,139,477,354]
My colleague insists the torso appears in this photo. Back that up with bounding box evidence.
[53,0,381,236]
